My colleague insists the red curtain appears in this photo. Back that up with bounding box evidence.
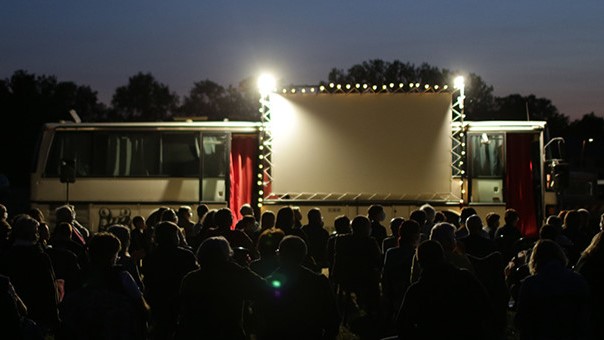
[229,135,257,225]
[505,134,538,237]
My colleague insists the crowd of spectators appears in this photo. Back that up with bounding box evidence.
[0,201,603,339]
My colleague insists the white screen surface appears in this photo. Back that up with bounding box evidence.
[269,92,453,198]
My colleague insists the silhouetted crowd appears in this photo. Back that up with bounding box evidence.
[0,202,603,339]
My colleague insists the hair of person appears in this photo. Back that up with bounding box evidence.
[563,210,581,230]
[55,205,75,223]
[12,215,39,242]
[504,209,520,224]
[236,215,256,231]
[257,228,285,257]
[260,210,276,229]
[239,203,254,217]
[54,222,73,239]
[409,209,427,226]
[28,208,45,223]
[107,224,131,252]
[429,222,456,252]
[307,208,322,225]
[398,219,420,245]
[419,204,436,222]
[196,204,209,220]
[367,204,384,220]
[197,236,233,265]
[459,207,477,224]
[177,206,192,218]
[214,208,233,228]
[582,231,603,258]
[146,206,168,228]
[486,212,500,226]
[466,215,483,234]
[275,206,295,230]
[351,215,371,236]
[38,222,50,242]
[201,209,217,229]
[0,220,11,239]
[154,221,180,247]
[0,204,6,219]
[416,240,445,270]
[434,211,446,224]
[529,239,568,274]
[278,235,307,266]
[88,232,121,267]
[160,208,178,223]
[545,215,562,229]
[390,217,404,237]
[334,215,351,234]
[132,215,145,227]
[539,224,559,241]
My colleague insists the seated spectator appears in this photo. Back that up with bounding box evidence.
[515,239,591,339]
[458,215,496,258]
[213,208,258,261]
[50,222,87,272]
[382,217,404,253]
[483,212,500,240]
[250,228,285,278]
[301,208,330,269]
[129,215,151,266]
[409,209,427,241]
[59,233,148,339]
[332,215,381,319]
[382,220,420,326]
[454,207,477,239]
[396,240,493,339]
[142,221,199,339]
[108,224,144,291]
[55,204,89,246]
[177,236,268,339]
[419,204,436,239]
[237,215,261,247]
[429,222,474,273]
[574,226,604,338]
[495,208,522,262]
[177,206,197,247]
[368,205,388,247]
[327,215,351,276]
[0,216,59,334]
[260,210,276,232]
[262,236,340,339]
[562,210,590,264]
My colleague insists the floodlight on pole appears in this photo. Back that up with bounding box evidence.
[453,75,465,110]
[257,74,276,95]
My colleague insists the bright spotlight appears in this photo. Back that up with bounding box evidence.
[453,76,465,90]
[257,74,276,95]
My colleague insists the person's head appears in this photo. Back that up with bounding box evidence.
[196,204,209,221]
[389,217,404,238]
[261,210,276,230]
[177,206,193,222]
[466,215,483,235]
[275,206,295,230]
[486,212,500,229]
[416,240,445,270]
[154,221,180,247]
[582,231,604,258]
[429,222,456,252]
[55,205,75,224]
[197,236,232,265]
[147,207,168,229]
[0,204,7,221]
[334,215,351,234]
[239,203,254,218]
[236,215,257,233]
[292,207,303,226]
[409,209,427,228]
[278,235,307,266]
[107,224,131,253]
[53,222,73,240]
[459,207,477,227]
[529,239,568,275]
[504,209,520,226]
[201,209,217,229]
[214,208,233,229]
[11,215,39,243]
[257,228,285,258]
[368,205,385,222]
[307,208,323,226]
[545,215,562,230]
[0,220,11,240]
[600,212,604,232]
[28,208,45,223]
[160,208,178,224]
[38,223,50,243]
[132,215,146,230]
[399,220,421,247]
[539,224,559,241]
[351,215,371,237]
[577,208,590,231]
[88,232,121,268]
[563,210,581,230]
[434,211,446,224]
[420,204,436,224]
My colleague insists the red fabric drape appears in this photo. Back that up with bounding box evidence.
[229,135,257,225]
[505,134,538,237]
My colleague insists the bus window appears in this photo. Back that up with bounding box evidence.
[92,132,159,177]
[45,131,92,177]
[160,132,200,177]
[202,134,228,201]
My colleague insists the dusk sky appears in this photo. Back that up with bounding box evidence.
[2,1,603,120]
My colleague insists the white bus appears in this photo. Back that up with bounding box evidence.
[31,121,261,231]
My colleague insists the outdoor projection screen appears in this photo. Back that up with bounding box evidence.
[269,92,453,198]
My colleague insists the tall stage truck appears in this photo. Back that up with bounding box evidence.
[31,78,558,237]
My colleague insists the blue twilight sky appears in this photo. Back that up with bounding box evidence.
[1,1,603,120]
